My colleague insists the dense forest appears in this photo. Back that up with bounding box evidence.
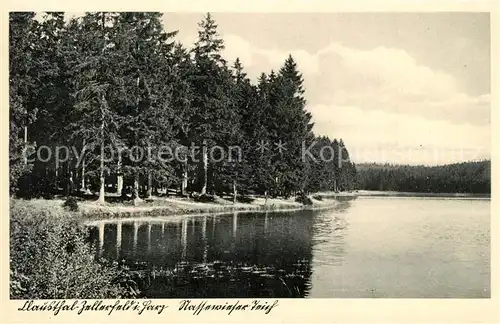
[356,160,491,194]
[9,12,358,202]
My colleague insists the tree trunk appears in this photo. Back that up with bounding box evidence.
[81,139,86,192]
[200,141,208,195]
[117,174,123,196]
[81,165,85,191]
[146,171,153,199]
[133,172,142,205]
[117,152,123,196]
[54,158,59,193]
[97,16,107,204]
[264,190,268,205]
[68,169,74,197]
[133,173,140,199]
[98,96,105,204]
[98,143,105,204]
[233,179,237,204]
[23,126,28,165]
[181,162,188,196]
[64,158,72,197]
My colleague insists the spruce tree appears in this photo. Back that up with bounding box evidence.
[113,12,178,203]
[9,12,38,195]
[190,13,238,195]
[70,12,122,204]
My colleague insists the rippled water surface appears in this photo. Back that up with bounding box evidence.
[88,197,490,298]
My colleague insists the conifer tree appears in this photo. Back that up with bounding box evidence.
[70,12,122,204]
[113,12,178,203]
[9,12,38,194]
[190,13,238,195]
[9,12,361,200]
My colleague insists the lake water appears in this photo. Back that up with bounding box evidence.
[88,197,490,298]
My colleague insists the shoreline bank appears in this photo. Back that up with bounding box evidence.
[349,190,491,199]
[315,190,490,198]
[11,194,342,222]
[12,189,487,222]
[83,203,344,226]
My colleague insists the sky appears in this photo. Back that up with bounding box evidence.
[162,12,491,165]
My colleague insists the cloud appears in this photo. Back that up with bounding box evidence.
[219,33,320,76]
[215,33,489,124]
[309,104,490,165]
[321,44,458,99]
[223,34,255,66]
[177,34,197,48]
[313,44,490,126]
[175,32,490,164]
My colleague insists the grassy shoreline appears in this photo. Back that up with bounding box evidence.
[11,194,341,221]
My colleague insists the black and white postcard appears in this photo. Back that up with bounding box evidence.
[2,1,498,323]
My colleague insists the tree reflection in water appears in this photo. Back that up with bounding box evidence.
[88,203,352,298]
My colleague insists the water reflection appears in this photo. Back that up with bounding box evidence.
[88,197,491,298]
[88,203,351,298]
[311,203,350,267]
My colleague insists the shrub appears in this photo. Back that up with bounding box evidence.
[193,194,216,203]
[295,192,313,206]
[312,195,323,201]
[236,195,255,204]
[10,201,129,299]
[41,192,55,200]
[63,196,79,211]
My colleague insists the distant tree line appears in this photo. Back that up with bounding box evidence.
[9,12,357,202]
[356,161,491,194]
